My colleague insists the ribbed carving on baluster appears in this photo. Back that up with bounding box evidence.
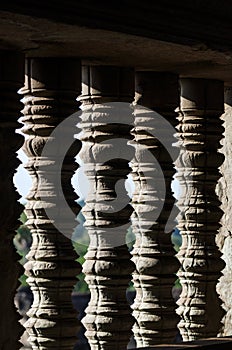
[176,78,225,341]
[131,72,180,347]
[0,51,24,350]
[19,58,82,349]
[216,87,232,336]
[78,66,135,350]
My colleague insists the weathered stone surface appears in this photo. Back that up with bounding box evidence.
[130,72,180,346]
[78,65,135,350]
[0,50,25,350]
[176,78,225,340]
[20,58,82,349]
[216,87,232,336]
[1,3,232,83]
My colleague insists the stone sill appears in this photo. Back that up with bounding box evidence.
[132,337,232,349]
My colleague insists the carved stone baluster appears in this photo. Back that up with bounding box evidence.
[0,51,24,350]
[216,87,232,336]
[176,78,225,341]
[20,58,82,349]
[131,72,180,346]
[78,65,135,350]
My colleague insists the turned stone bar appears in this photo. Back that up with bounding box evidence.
[78,65,135,350]
[176,78,225,341]
[20,58,82,349]
[0,50,25,350]
[131,72,180,347]
[216,87,232,336]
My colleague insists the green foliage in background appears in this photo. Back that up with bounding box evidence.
[14,211,32,286]
[14,202,91,293]
[14,202,182,294]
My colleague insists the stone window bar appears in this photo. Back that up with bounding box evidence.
[0,48,231,350]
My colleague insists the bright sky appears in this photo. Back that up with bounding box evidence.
[14,150,137,203]
[14,150,31,202]
[14,149,180,205]
[14,149,91,202]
